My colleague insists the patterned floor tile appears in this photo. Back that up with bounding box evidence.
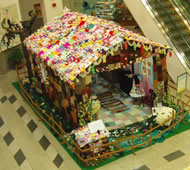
[14,149,26,166]
[53,154,64,168]
[164,150,185,162]
[134,165,150,170]
[3,131,14,146]
[8,95,17,104]
[17,106,26,117]
[0,96,7,103]
[27,120,38,133]
[0,116,4,128]
[39,135,51,151]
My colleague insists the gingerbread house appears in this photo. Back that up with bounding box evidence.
[24,8,171,128]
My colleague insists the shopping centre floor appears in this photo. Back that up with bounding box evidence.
[1,70,190,170]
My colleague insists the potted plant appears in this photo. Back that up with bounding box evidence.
[8,47,23,69]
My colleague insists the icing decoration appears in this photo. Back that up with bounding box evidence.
[24,8,170,86]
[133,43,137,51]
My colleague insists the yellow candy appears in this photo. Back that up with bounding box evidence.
[125,37,130,41]
[97,40,102,44]
[51,51,58,55]
[70,76,75,81]
[42,48,48,52]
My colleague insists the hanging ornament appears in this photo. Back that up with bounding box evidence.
[140,44,143,52]
[164,49,166,55]
[133,43,137,51]
[72,82,75,90]
[86,66,91,74]
[149,45,153,52]
[109,49,114,56]
[103,55,106,63]
[114,44,119,52]
[159,48,162,54]
[120,42,123,50]
[95,58,102,65]
[143,44,149,51]
[136,42,141,48]
[128,40,134,46]
[91,65,95,74]
[124,41,128,50]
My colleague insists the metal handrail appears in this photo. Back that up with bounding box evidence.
[156,0,190,49]
[171,0,190,27]
[144,0,190,71]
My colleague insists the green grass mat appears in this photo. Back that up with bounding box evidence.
[12,81,190,170]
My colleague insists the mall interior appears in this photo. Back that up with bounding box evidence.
[0,0,190,170]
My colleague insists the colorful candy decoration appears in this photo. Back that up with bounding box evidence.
[24,8,170,86]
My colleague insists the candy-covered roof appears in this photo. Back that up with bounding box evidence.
[25,8,170,84]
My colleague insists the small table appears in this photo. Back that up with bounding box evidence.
[129,88,145,105]
[71,125,109,148]
[71,124,110,159]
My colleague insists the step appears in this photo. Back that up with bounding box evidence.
[150,1,172,10]
[171,31,190,39]
[157,8,176,17]
[161,15,181,23]
[176,38,190,45]
[166,22,186,31]
[183,47,190,54]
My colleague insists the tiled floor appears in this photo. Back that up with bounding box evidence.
[1,70,190,170]
[0,70,80,170]
[92,75,152,130]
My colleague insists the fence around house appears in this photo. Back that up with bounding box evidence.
[16,64,190,166]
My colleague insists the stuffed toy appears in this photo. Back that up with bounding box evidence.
[154,107,176,126]
[91,96,101,119]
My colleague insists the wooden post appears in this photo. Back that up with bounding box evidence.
[23,65,27,78]
[51,113,56,134]
[59,121,65,145]
[150,123,153,146]
[177,99,179,106]
[59,121,63,134]
[93,148,97,166]
[182,101,185,124]
[131,130,136,155]
[172,110,175,131]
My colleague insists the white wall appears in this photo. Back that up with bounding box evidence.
[41,0,63,24]
[0,0,21,21]
[19,0,41,21]
[124,0,190,90]
[62,0,72,10]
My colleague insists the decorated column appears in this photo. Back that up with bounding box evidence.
[41,0,64,24]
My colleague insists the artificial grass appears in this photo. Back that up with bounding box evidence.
[12,81,190,170]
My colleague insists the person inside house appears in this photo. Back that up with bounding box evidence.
[119,69,140,95]
[119,69,133,95]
